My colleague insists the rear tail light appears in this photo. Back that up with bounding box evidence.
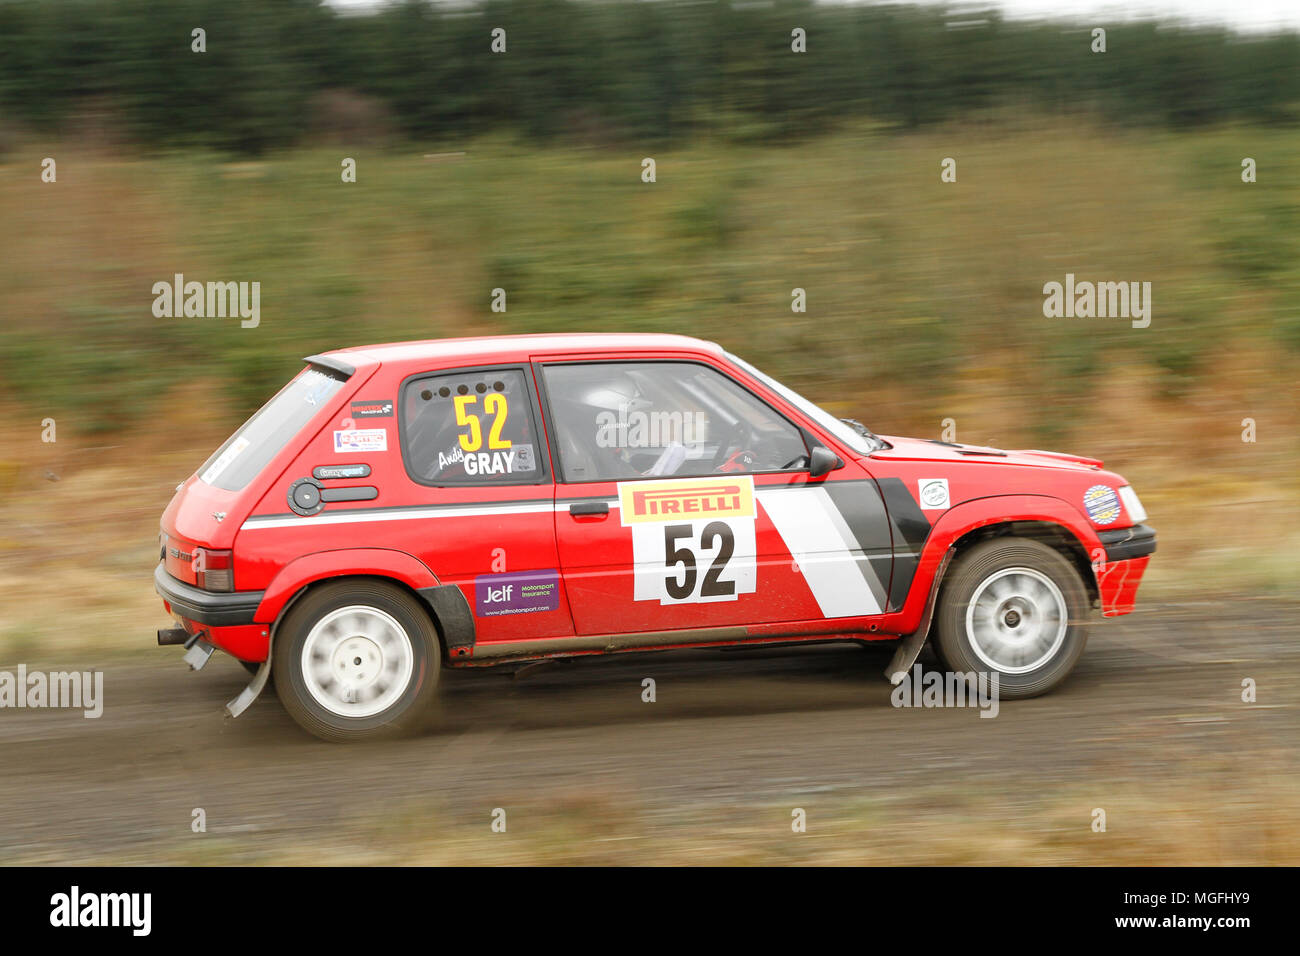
[192,548,234,592]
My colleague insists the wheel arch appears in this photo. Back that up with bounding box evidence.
[256,550,476,661]
[270,573,475,662]
[943,519,1100,608]
[913,495,1104,622]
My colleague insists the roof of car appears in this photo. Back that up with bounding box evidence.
[321,332,725,370]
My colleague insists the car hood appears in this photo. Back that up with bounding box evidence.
[870,435,1104,472]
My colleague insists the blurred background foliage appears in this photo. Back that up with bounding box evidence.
[0,0,1298,151]
[0,0,1297,601]
[0,0,1296,451]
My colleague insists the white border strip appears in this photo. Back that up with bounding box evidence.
[241,498,621,531]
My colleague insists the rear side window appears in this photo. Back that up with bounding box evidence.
[198,367,346,492]
[401,368,545,485]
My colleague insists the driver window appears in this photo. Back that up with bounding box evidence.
[543,361,807,482]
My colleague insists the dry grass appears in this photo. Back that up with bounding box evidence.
[43,767,1300,866]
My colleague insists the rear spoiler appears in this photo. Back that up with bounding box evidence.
[303,353,356,379]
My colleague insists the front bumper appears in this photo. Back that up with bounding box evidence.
[1097,523,1157,562]
[154,563,263,627]
[1094,524,1156,617]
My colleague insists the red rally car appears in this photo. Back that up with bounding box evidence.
[155,333,1156,741]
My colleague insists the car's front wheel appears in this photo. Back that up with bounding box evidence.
[273,580,441,741]
[932,537,1089,699]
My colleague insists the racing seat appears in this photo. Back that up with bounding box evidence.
[645,442,687,476]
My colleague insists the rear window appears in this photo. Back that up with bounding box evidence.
[198,367,345,491]
[400,367,545,485]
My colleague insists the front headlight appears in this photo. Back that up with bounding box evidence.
[1118,485,1147,523]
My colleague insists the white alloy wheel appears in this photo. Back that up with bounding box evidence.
[964,567,1068,674]
[300,605,415,718]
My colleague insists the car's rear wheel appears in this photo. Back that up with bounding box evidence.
[273,580,441,741]
[933,537,1089,699]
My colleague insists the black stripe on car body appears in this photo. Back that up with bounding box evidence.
[875,476,933,611]
[820,480,894,610]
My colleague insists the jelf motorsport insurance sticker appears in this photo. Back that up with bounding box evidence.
[475,569,560,617]
[1083,484,1121,525]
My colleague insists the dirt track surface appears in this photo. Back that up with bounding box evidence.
[1,601,1297,864]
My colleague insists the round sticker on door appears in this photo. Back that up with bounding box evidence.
[918,478,950,510]
[1083,484,1121,525]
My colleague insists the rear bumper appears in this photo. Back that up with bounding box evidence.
[154,563,263,627]
[1098,523,1157,562]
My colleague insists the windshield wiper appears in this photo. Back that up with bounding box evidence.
[839,418,882,450]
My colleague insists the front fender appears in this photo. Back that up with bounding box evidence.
[255,548,441,624]
[895,494,1105,632]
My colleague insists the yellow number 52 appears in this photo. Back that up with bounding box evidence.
[455,393,511,451]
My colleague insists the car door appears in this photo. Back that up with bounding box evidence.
[396,363,574,648]
[539,356,895,638]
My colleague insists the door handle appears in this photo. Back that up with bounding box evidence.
[569,501,609,517]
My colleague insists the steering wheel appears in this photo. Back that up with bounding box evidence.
[719,449,760,473]
[711,420,753,469]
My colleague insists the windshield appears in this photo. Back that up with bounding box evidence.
[725,352,882,455]
[197,366,346,491]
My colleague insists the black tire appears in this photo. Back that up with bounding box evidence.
[917,639,946,670]
[933,537,1089,699]
[273,579,442,742]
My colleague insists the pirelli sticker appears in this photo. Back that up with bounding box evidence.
[618,477,756,525]
[618,477,757,605]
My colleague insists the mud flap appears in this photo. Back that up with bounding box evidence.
[885,627,929,686]
[183,639,216,671]
[884,546,955,685]
[226,656,271,719]
[226,608,286,719]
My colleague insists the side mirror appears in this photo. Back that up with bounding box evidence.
[808,444,843,479]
